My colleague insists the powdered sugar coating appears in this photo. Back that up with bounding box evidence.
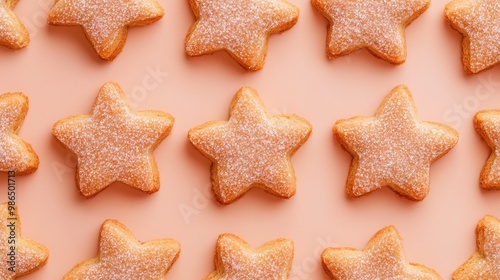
[188,87,312,204]
[322,226,442,280]
[312,0,429,63]
[0,203,49,280]
[205,234,293,280]
[185,0,299,70]
[63,219,180,280]
[333,85,458,201]
[0,0,29,49]
[48,0,164,60]
[52,82,174,197]
[0,92,39,174]
[445,0,500,73]
[473,110,500,189]
[453,215,500,279]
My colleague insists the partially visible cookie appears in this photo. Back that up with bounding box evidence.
[0,202,49,279]
[63,219,180,280]
[445,0,500,73]
[47,0,164,60]
[322,226,442,279]
[453,215,500,279]
[205,233,293,279]
[333,85,458,201]
[52,82,174,197]
[0,0,29,49]
[312,0,429,64]
[188,87,312,204]
[0,92,39,175]
[474,110,500,189]
[185,0,299,70]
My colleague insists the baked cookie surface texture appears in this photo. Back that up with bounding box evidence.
[185,0,299,70]
[333,85,458,201]
[474,110,500,189]
[188,87,312,204]
[52,82,174,197]
[0,0,29,49]
[205,233,294,280]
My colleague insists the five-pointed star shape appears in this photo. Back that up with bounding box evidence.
[188,87,312,204]
[312,0,429,64]
[453,215,500,279]
[63,219,180,280]
[474,110,500,189]
[445,0,500,73]
[205,233,293,279]
[52,82,174,197]
[185,0,299,70]
[0,203,49,280]
[0,0,29,49]
[322,226,442,280]
[47,0,164,60]
[0,92,39,175]
[333,85,458,201]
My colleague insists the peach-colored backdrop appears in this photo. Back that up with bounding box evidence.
[1,0,500,279]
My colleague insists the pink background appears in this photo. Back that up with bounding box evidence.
[1,0,500,278]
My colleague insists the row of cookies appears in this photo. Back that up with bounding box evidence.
[5,83,499,203]
[0,0,497,72]
[4,201,499,279]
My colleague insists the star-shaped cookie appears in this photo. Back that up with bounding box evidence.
[453,215,500,279]
[322,226,442,279]
[52,82,174,197]
[333,85,458,201]
[63,219,180,280]
[205,233,293,279]
[0,92,39,175]
[473,110,500,190]
[185,0,299,70]
[47,0,164,60]
[312,0,429,64]
[0,0,29,49]
[445,0,500,73]
[0,202,49,279]
[188,87,312,204]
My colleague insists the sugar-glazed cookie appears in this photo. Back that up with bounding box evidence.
[474,110,500,189]
[47,0,164,60]
[453,215,500,279]
[0,0,29,49]
[445,0,500,73]
[0,92,39,175]
[64,219,180,280]
[312,0,429,64]
[0,202,49,279]
[205,233,293,279]
[333,85,458,201]
[188,87,312,204]
[185,0,299,70]
[322,226,442,279]
[52,82,174,197]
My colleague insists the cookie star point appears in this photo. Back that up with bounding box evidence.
[312,0,429,64]
[453,215,500,279]
[474,110,500,189]
[47,0,164,60]
[185,0,299,70]
[52,82,174,197]
[445,0,500,73]
[205,233,294,279]
[333,85,458,200]
[0,203,49,280]
[0,92,39,175]
[322,226,442,279]
[0,0,29,49]
[64,219,180,280]
[188,87,312,204]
